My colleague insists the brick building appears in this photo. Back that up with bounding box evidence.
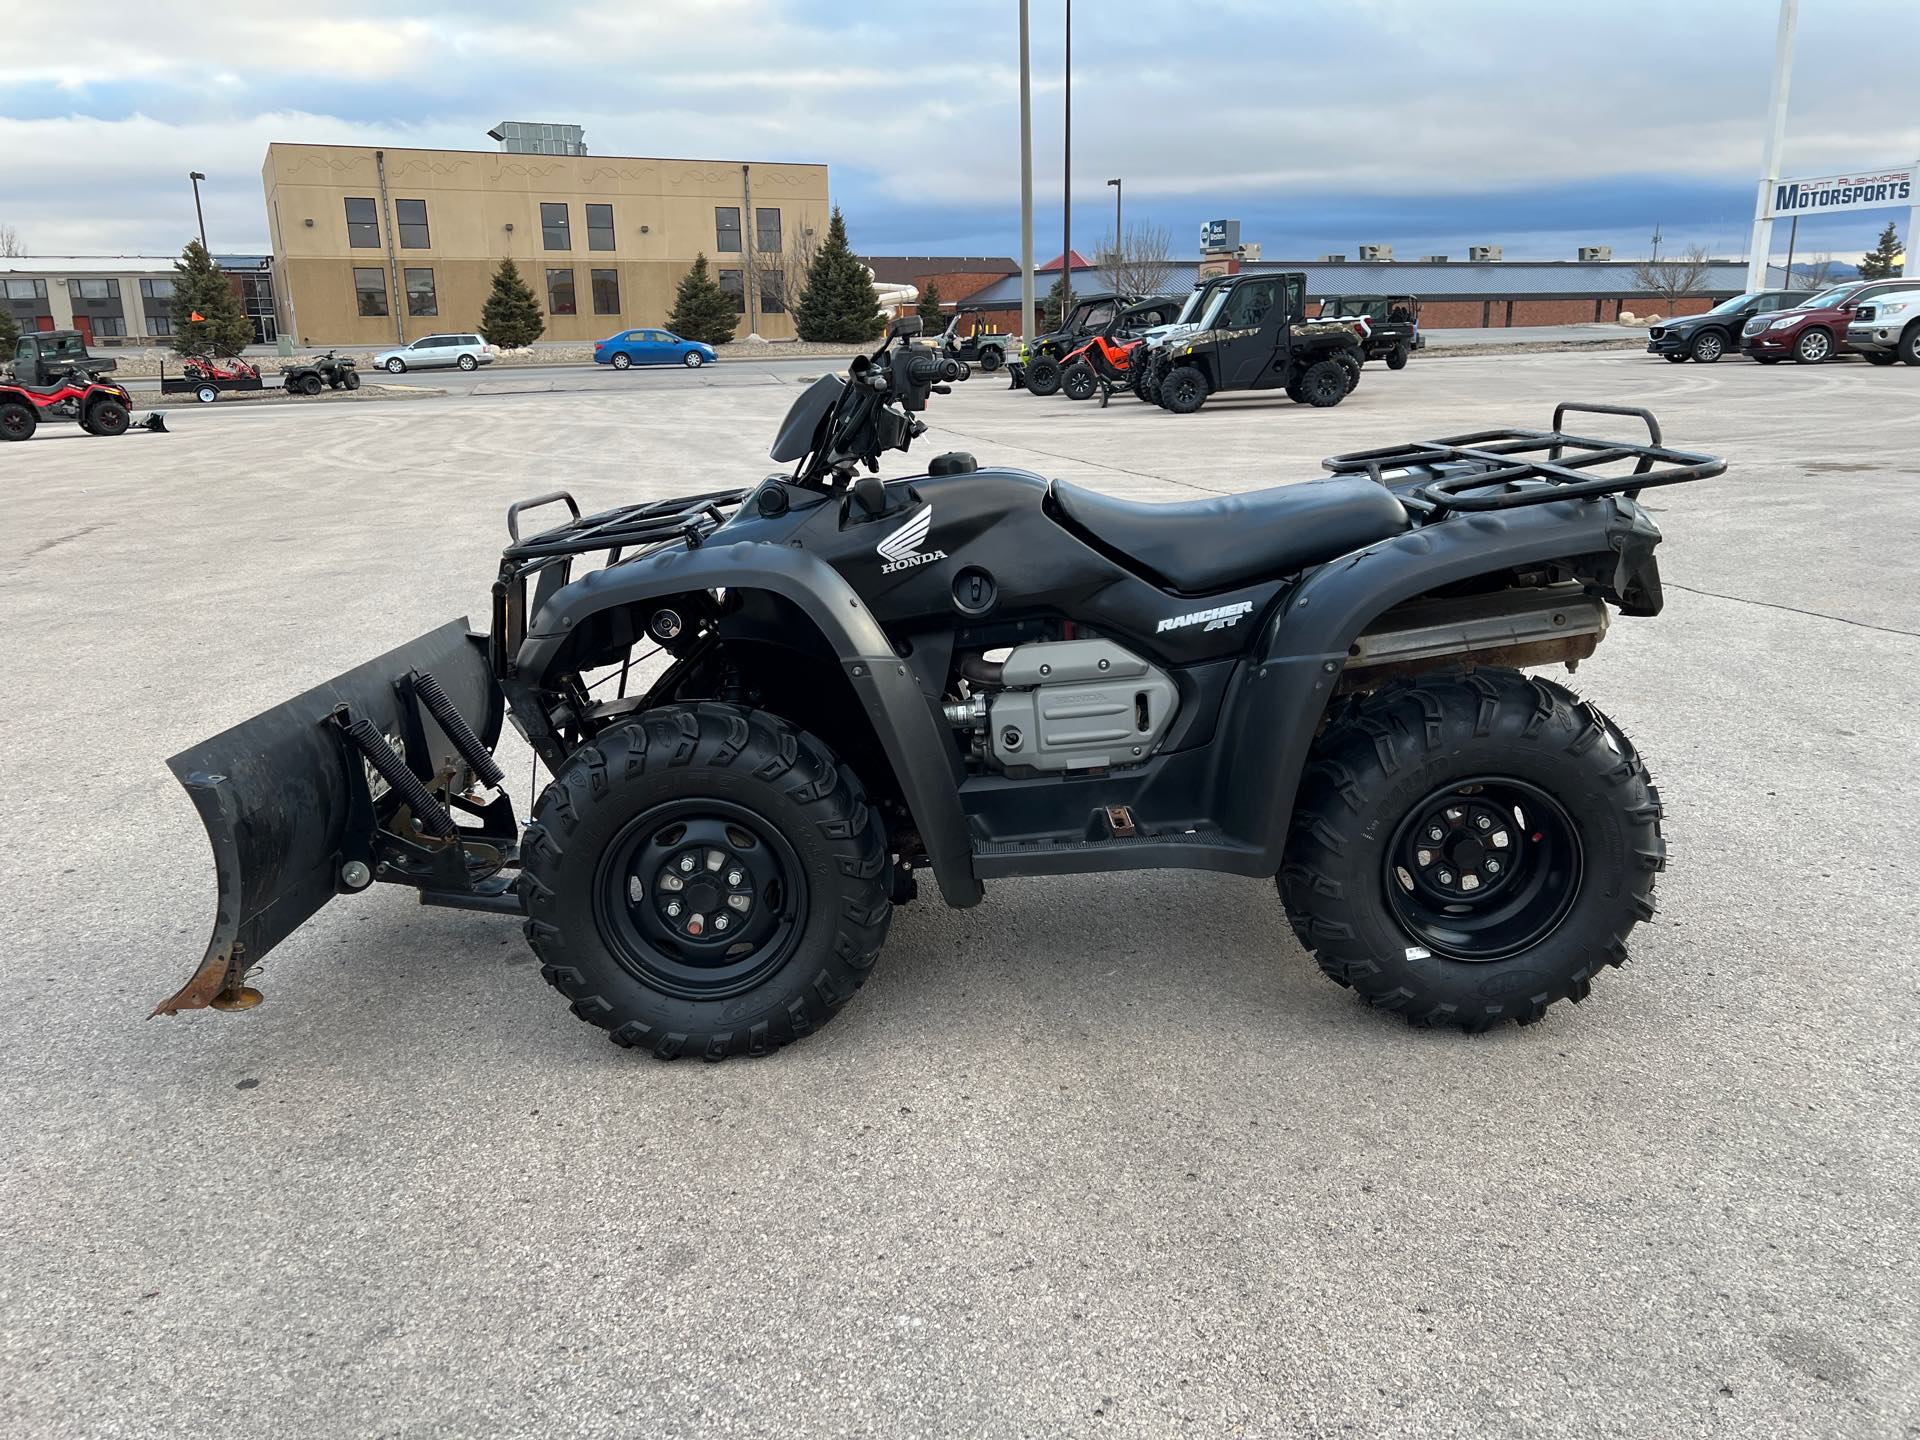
[952,256,1780,334]
[859,256,1018,312]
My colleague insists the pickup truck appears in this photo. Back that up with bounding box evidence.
[1843,287,1920,365]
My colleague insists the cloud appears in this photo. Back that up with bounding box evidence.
[1,0,1915,260]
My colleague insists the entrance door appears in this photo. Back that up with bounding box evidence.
[72,316,94,345]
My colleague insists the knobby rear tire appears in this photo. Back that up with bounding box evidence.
[1280,669,1664,1031]
[519,704,891,1059]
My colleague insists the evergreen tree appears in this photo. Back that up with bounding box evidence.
[795,207,885,343]
[0,307,17,358]
[479,258,545,349]
[917,280,944,328]
[168,240,255,357]
[667,254,739,345]
[1859,221,1903,280]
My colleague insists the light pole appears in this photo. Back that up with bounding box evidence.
[1018,0,1034,341]
[1107,178,1122,261]
[1061,0,1072,319]
[1744,0,1798,291]
[189,172,208,251]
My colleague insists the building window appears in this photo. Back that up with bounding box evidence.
[140,277,174,299]
[590,268,620,314]
[540,203,571,250]
[755,208,781,253]
[396,199,430,249]
[586,204,615,252]
[4,279,48,300]
[718,268,745,314]
[405,268,438,316]
[73,278,120,300]
[715,207,742,253]
[759,270,785,314]
[546,267,577,315]
[346,197,380,248]
[93,316,126,337]
[149,316,173,336]
[354,266,389,317]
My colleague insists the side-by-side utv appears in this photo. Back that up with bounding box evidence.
[157,314,1710,1059]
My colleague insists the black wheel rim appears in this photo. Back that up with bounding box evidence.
[1307,369,1343,403]
[1,409,29,439]
[1383,777,1583,962]
[1172,376,1199,406]
[1066,370,1092,398]
[592,799,808,999]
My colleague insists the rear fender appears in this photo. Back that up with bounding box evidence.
[514,540,982,908]
[1218,498,1656,865]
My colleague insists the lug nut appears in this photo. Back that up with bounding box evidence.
[1485,858,1502,875]
[1475,815,1492,831]
[727,870,743,887]
[666,901,682,917]
[714,915,729,932]
[679,854,696,873]
[1428,826,1445,842]
[1437,869,1454,885]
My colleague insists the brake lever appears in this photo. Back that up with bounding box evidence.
[931,384,951,395]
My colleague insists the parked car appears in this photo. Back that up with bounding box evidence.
[1645,289,1813,363]
[1318,294,1424,368]
[593,328,717,369]
[373,333,496,374]
[1742,279,1918,364]
[1844,287,1920,366]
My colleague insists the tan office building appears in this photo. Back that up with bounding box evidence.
[261,143,829,345]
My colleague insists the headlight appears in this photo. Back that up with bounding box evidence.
[1880,302,1912,317]
[1768,316,1800,331]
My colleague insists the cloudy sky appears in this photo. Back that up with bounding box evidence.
[3,0,1916,266]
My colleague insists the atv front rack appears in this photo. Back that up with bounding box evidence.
[493,487,749,665]
[1323,402,1724,517]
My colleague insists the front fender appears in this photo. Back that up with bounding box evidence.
[517,540,983,908]
[1218,496,1654,866]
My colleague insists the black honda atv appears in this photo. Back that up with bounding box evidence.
[1138,271,1368,413]
[158,315,1712,1058]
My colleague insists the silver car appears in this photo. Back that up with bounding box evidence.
[373,333,496,374]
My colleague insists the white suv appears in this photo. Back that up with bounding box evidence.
[373,333,496,374]
[1844,288,1920,365]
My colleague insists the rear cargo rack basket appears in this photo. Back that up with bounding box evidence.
[1323,402,1724,516]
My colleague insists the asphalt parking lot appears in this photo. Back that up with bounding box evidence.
[3,349,1916,1439]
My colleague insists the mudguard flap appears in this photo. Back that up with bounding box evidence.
[155,618,500,1016]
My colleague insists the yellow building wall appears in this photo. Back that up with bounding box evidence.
[262,143,828,345]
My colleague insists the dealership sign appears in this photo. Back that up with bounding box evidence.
[1767,166,1915,218]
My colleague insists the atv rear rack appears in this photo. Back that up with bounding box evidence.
[1323,402,1724,517]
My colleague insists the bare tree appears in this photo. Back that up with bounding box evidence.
[1096,221,1176,298]
[784,223,823,316]
[1796,252,1837,289]
[0,225,25,257]
[1631,243,1711,316]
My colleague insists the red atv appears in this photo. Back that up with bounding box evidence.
[0,368,141,442]
[1056,297,1185,406]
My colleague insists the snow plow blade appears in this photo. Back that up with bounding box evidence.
[155,618,513,1017]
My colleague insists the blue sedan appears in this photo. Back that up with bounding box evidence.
[593,328,717,369]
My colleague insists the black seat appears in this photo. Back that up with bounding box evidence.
[1051,477,1409,593]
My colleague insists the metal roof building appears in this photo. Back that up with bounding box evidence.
[955,258,1793,328]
